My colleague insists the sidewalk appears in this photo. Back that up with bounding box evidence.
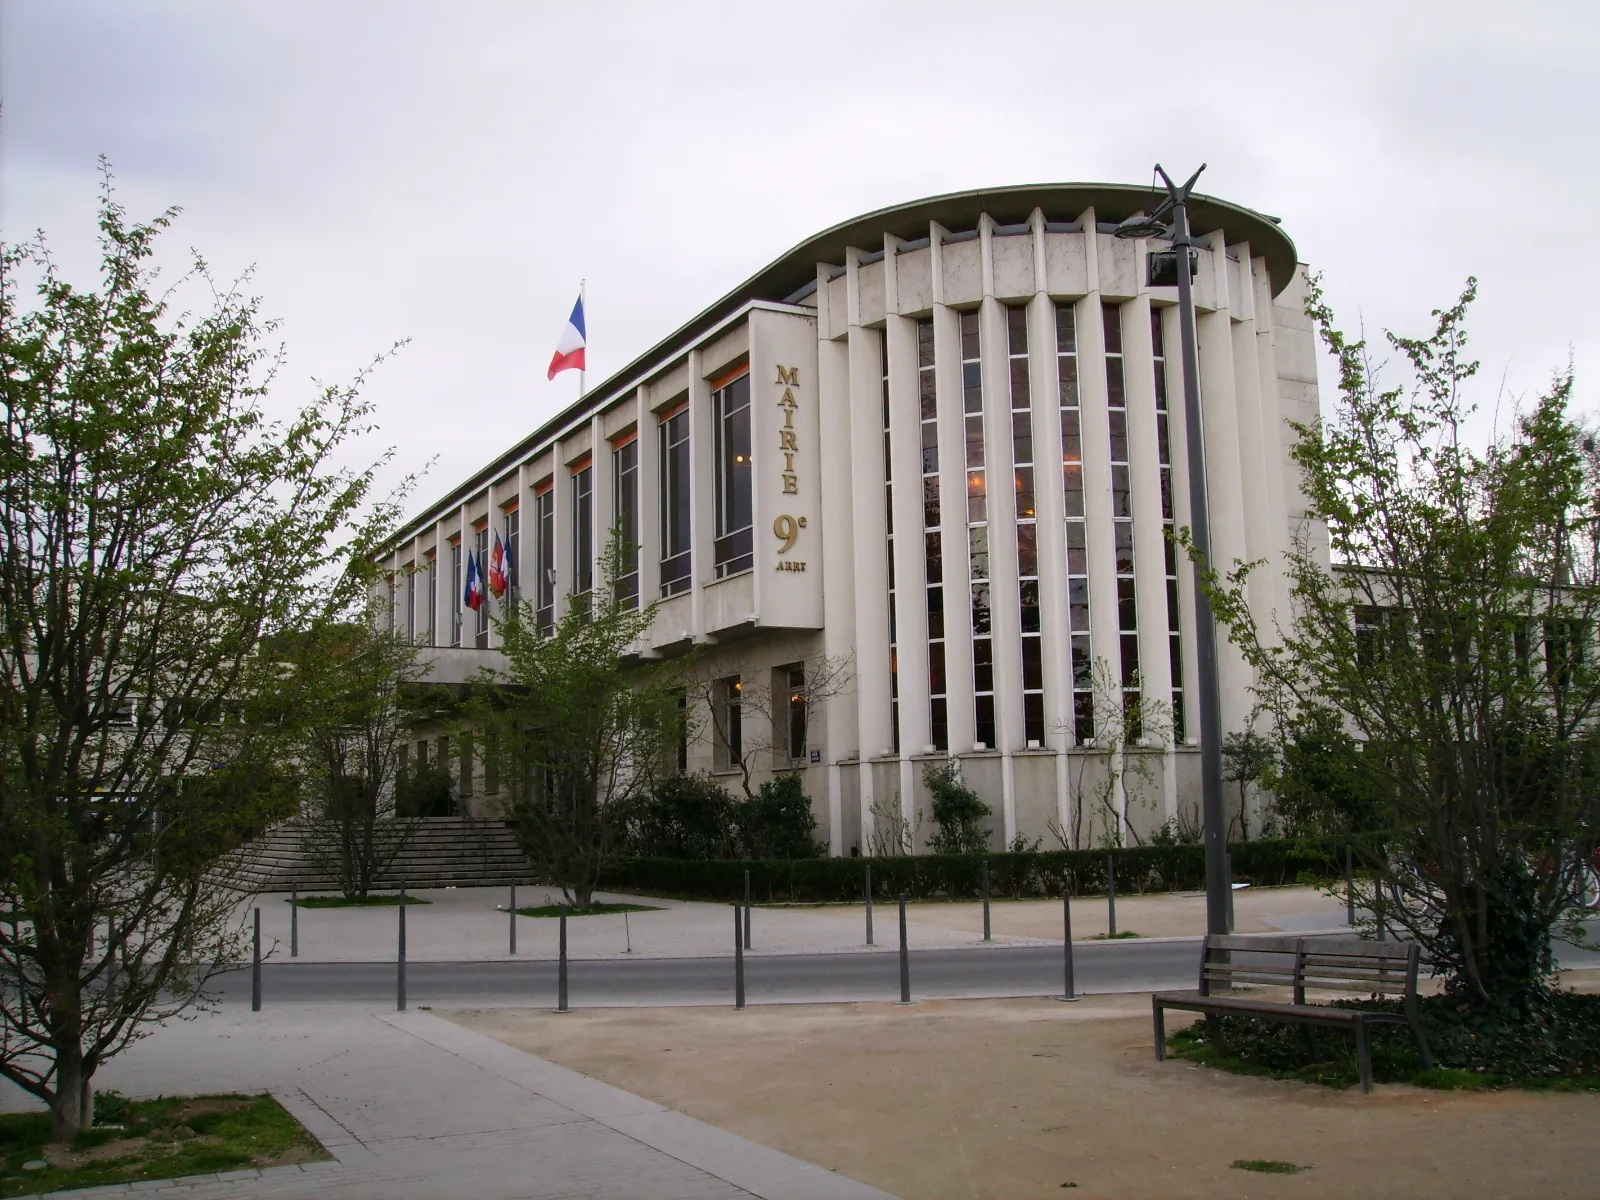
[235,883,1352,964]
[1,1007,900,1200]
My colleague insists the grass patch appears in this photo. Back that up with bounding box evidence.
[1232,1159,1309,1175]
[514,902,662,918]
[1088,930,1143,940]
[0,1092,327,1197]
[287,894,431,907]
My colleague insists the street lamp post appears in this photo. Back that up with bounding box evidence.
[1114,163,1232,937]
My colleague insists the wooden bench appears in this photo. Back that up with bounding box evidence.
[1152,934,1433,1093]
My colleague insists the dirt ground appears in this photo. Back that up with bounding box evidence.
[892,883,1349,941]
[449,984,1600,1200]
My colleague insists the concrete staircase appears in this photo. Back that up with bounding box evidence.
[226,817,539,893]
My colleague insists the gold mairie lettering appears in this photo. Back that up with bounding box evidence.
[782,473,798,494]
[779,430,798,451]
[776,365,800,387]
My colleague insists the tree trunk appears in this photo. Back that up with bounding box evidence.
[51,1044,91,1143]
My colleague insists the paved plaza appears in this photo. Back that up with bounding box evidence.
[0,1006,899,1200]
[234,883,1354,964]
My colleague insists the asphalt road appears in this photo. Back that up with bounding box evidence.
[212,938,1202,1008]
[212,921,1600,1009]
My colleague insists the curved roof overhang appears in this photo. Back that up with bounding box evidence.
[387,183,1298,549]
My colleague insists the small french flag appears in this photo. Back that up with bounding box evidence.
[463,550,484,612]
[547,294,586,380]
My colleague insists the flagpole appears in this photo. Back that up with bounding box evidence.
[579,278,586,397]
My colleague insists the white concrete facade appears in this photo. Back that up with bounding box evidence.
[379,184,1320,853]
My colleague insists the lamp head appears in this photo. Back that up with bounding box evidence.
[1113,213,1169,241]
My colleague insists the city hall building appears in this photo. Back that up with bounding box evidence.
[379,183,1320,854]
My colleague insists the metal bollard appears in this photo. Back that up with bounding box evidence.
[509,884,517,956]
[251,908,262,1012]
[397,883,407,1011]
[290,882,298,958]
[982,860,992,942]
[733,905,745,1010]
[1059,876,1079,1002]
[743,870,752,950]
[864,864,874,946]
[1345,846,1356,925]
[897,893,911,1004]
[557,903,570,1012]
[1107,855,1117,938]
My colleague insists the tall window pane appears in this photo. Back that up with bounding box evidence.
[449,540,463,648]
[1153,308,1184,741]
[1057,302,1092,742]
[962,310,994,751]
[535,485,555,634]
[426,554,437,646]
[612,436,640,607]
[1008,305,1044,746]
[474,524,490,648]
[918,318,947,751]
[572,462,594,610]
[713,373,753,577]
[1104,301,1139,734]
[658,403,691,596]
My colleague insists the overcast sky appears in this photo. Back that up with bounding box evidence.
[5,1,1596,515]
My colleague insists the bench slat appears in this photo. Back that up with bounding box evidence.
[1204,934,1301,954]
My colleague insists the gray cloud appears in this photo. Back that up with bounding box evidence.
[3,0,1592,509]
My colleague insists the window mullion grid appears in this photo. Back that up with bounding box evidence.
[1008,306,1043,746]
[883,337,899,754]
[1057,303,1092,741]
[1152,308,1183,740]
[1104,301,1139,735]
[535,487,555,634]
[918,318,948,752]
[962,310,995,751]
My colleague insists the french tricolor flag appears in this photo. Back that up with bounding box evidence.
[547,294,586,380]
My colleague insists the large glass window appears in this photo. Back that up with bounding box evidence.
[571,462,594,609]
[882,336,899,754]
[717,676,743,770]
[612,435,640,607]
[962,310,994,751]
[1105,302,1139,733]
[426,553,437,646]
[449,539,463,648]
[404,565,416,643]
[535,484,555,634]
[784,664,806,762]
[503,507,520,612]
[918,317,947,752]
[1153,308,1184,741]
[713,373,753,577]
[1057,303,1093,742]
[474,524,490,648]
[1008,306,1045,747]
[658,403,692,596]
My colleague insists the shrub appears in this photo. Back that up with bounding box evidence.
[738,773,820,860]
[925,763,992,855]
[600,835,1357,903]
[625,773,737,859]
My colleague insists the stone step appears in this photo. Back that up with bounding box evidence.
[221,818,540,893]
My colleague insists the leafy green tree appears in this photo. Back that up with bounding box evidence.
[738,774,820,860]
[924,762,991,855]
[0,177,398,1139]
[475,534,683,907]
[1199,277,1600,1017]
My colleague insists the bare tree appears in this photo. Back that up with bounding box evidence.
[691,647,852,800]
[291,604,432,898]
[1051,658,1173,849]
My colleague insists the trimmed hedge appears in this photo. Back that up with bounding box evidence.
[601,836,1361,904]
